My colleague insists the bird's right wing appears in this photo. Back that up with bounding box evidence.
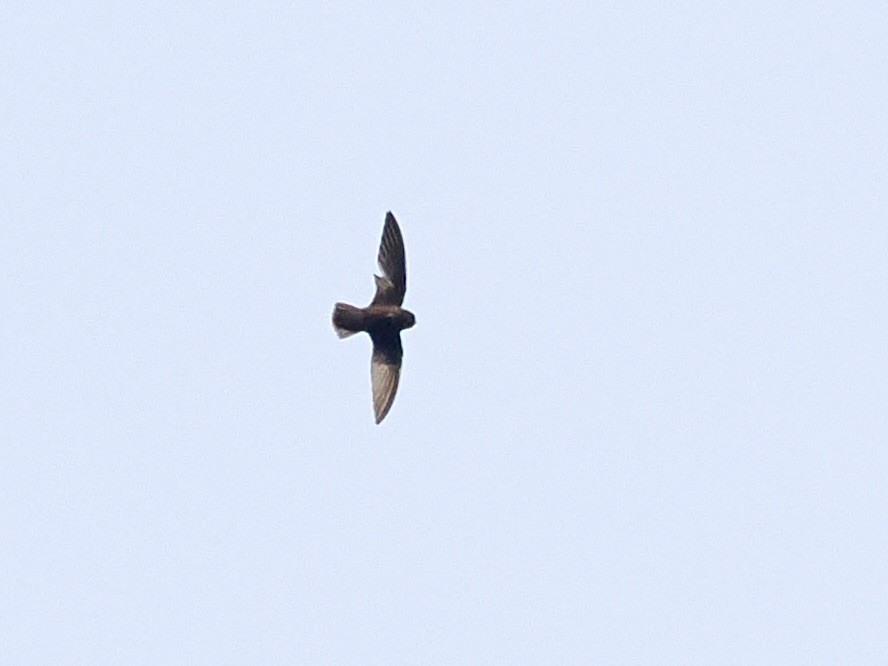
[371,212,406,306]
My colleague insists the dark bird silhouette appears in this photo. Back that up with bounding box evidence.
[332,212,416,423]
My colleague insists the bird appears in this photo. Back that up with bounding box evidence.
[332,212,416,424]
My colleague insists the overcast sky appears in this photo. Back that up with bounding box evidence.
[2,3,887,663]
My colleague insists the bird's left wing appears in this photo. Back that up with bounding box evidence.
[370,331,403,424]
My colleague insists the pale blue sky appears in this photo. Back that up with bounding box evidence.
[2,3,887,663]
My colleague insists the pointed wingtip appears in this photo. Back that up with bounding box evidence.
[374,400,389,424]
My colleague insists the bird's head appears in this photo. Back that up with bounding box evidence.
[402,310,416,329]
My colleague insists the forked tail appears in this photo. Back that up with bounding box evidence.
[332,303,364,338]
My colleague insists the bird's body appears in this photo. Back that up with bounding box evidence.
[332,303,415,339]
[332,212,415,423]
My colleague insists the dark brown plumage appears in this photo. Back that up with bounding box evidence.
[332,212,416,424]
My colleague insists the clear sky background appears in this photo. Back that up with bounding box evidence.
[2,3,886,663]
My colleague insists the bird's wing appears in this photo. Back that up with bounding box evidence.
[371,212,406,306]
[370,331,403,424]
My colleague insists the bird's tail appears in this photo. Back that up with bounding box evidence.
[332,303,364,338]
